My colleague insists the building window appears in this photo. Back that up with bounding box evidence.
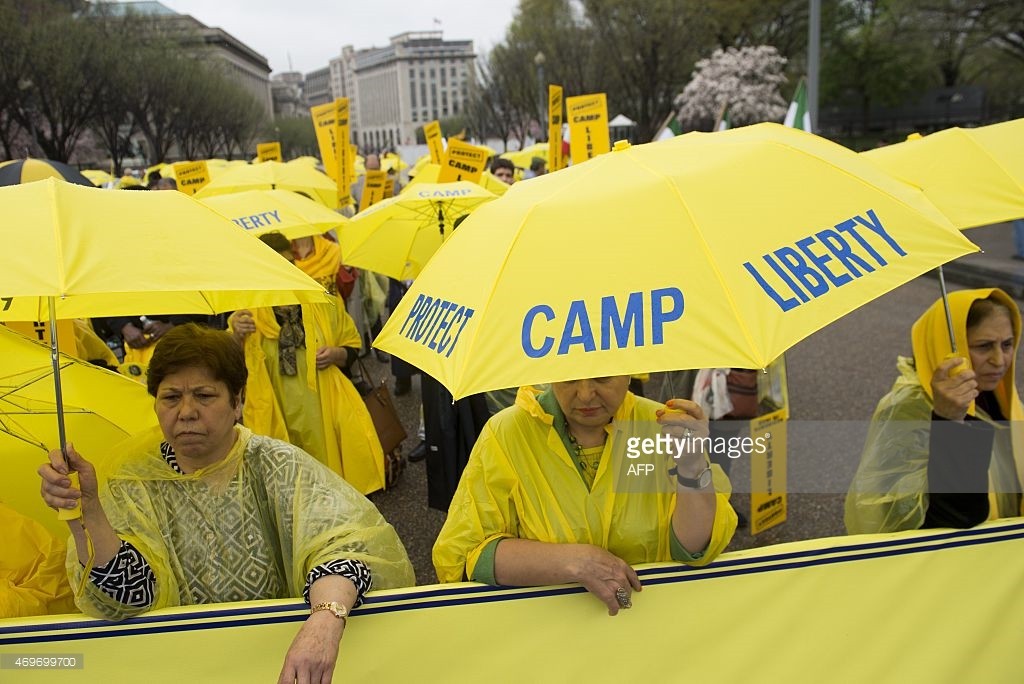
[451,66,456,77]
[411,81,416,107]
[441,68,446,86]
[412,111,418,122]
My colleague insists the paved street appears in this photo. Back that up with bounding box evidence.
[368,228,1024,584]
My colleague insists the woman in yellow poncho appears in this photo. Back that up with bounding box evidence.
[433,377,737,615]
[230,233,387,494]
[38,324,413,683]
[845,288,1023,534]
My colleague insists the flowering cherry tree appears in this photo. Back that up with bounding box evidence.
[676,46,789,130]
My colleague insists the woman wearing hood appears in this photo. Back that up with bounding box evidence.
[846,288,1023,533]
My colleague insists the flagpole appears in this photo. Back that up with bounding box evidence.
[712,101,728,131]
[808,0,820,132]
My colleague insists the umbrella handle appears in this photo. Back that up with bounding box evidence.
[57,472,83,520]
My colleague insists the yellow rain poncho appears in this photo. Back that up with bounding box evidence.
[235,301,386,494]
[845,288,1023,534]
[68,426,413,620]
[1,502,76,618]
[433,387,737,583]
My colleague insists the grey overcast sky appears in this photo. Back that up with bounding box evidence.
[157,0,520,74]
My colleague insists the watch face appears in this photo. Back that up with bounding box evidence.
[698,467,713,489]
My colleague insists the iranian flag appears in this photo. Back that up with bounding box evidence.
[784,78,812,132]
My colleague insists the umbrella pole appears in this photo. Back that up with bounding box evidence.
[437,203,445,236]
[937,265,958,354]
[47,295,68,458]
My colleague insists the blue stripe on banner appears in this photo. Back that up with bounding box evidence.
[4,521,1022,645]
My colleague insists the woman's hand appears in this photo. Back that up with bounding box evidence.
[38,443,98,514]
[657,398,709,476]
[567,544,642,616]
[121,322,151,349]
[315,346,346,370]
[278,612,344,684]
[229,310,256,346]
[931,356,978,422]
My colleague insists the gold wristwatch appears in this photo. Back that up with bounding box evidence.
[310,601,349,624]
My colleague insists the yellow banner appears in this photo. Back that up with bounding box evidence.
[4,319,75,350]
[566,93,610,163]
[359,170,387,212]
[310,102,337,181]
[256,142,282,163]
[548,85,565,172]
[334,99,352,206]
[749,409,788,535]
[424,120,444,165]
[437,139,489,184]
[172,161,211,196]
[3,521,1021,681]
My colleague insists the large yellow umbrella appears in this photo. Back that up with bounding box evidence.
[199,189,348,239]
[0,327,156,539]
[861,118,1024,229]
[339,181,497,280]
[194,161,339,208]
[0,179,329,322]
[374,123,978,399]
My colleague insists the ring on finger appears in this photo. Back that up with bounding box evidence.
[614,587,632,609]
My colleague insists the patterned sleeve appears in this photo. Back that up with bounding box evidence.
[303,559,372,607]
[88,539,156,607]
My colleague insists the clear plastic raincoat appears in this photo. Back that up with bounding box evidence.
[433,387,737,583]
[68,426,413,620]
[845,288,1023,533]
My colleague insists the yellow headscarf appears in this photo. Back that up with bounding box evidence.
[293,234,340,295]
[910,288,1021,421]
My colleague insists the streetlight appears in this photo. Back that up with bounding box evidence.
[534,51,546,142]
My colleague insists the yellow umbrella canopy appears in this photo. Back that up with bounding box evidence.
[0,326,156,539]
[500,143,549,169]
[339,181,497,280]
[198,189,348,239]
[0,178,329,321]
[861,118,1024,229]
[194,161,339,208]
[374,123,978,399]
[81,169,114,187]
[407,162,509,196]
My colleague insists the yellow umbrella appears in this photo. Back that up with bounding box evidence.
[407,162,510,196]
[500,143,549,169]
[339,181,497,280]
[0,326,156,539]
[408,154,432,178]
[0,179,329,321]
[194,161,339,208]
[81,169,113,187]
[381,152,408,173]
[861,118,1024,230]
[374,123,978,399]
[288,156,321,167]
[199,189,348,239]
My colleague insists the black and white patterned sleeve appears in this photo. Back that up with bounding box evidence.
[303,559,372,607]
[88,539,156,607]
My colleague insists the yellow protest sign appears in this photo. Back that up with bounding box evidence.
[424,120,444,164]
[5,319,75,350]
[173,160,211,196]
[310,102,338,181]
[548,85,565,172]
[566,93,610,163]
[334,98,352,206]
[437,139,489,183]
[359,170,387,212]
[749,409,788,534]
[382,173,396,199]
[256,142,282,163]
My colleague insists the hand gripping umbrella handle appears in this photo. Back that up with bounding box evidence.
[57,472,83,520]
